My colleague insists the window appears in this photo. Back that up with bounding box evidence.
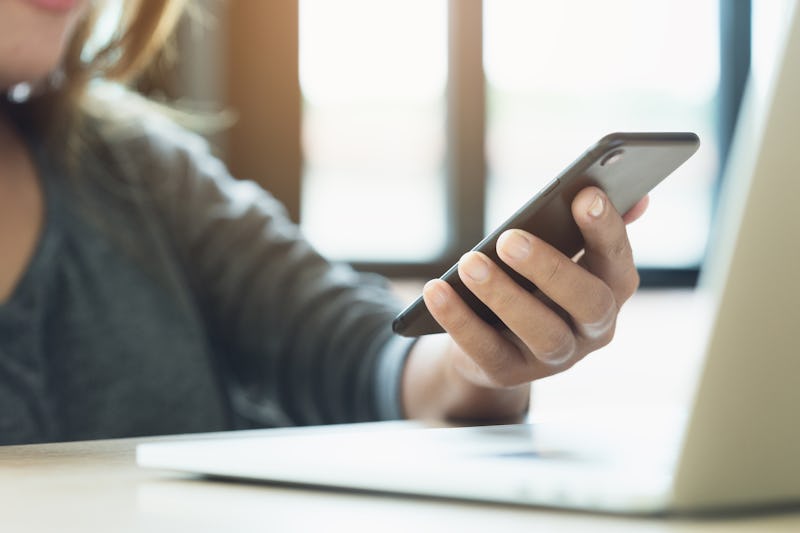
[484,0,719,268]
[299,0,448,262]
[221,1,751,284]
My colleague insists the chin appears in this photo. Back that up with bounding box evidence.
[1,56,66,94]
[0,0,88,92]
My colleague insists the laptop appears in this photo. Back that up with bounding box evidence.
[137,0,800,515]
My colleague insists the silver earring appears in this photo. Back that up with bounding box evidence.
[5,65,67,103]
[7,82,33,103]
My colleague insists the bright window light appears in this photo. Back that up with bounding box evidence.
[484,0,720,268]
[299,0,448,262]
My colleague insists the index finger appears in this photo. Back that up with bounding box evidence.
[571,187,640,306]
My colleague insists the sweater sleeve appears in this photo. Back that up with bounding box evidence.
[103,112,415,427]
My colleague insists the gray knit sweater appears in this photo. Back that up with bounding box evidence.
[0,99,413,445]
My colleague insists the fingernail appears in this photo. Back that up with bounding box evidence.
[588,194,605,218]
[423,280,447,309]
[498,230,531,261]
[460,252,490,283]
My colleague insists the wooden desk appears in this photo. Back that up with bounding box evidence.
[0,433,799,532]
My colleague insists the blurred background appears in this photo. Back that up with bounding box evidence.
[129,0,788,287]
[107,0,796,414]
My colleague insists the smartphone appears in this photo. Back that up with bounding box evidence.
[392,132,700,337]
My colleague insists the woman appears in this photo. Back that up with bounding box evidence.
[0,0,646,445]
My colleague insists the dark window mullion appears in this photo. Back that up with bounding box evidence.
[712,0,751,217]
[351,0,486,279]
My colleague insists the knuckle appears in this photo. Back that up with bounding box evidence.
[577,290,617,344]
[473,352,511,387]
[593,323,616,348]
[586,286,616,324]
[628,268,641,293]
[443,307,472,335]
[538,325,575,362]
[607,239,633,262]
[619,267,640,300]
[484,367,523,389]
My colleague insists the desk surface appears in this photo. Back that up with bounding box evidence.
[1,434,800,533]
[1,290,800,532]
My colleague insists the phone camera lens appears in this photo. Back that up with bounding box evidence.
[600,149,624,166]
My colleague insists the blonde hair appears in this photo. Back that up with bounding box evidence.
[6,0,187,148]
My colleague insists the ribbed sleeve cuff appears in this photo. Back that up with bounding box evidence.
[374,335,418,420]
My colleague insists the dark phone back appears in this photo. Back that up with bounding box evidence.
[393,132,700,337]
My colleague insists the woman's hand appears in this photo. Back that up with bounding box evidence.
[402,187,647,423]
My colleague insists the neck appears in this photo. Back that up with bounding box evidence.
[0,97,22,137]
[0,117,15,175]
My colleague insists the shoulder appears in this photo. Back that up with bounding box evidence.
[77,83,291,227]
[79,83,271,208]
[81,83,220,177]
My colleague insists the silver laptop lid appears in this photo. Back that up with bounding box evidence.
[671,0,800,512]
